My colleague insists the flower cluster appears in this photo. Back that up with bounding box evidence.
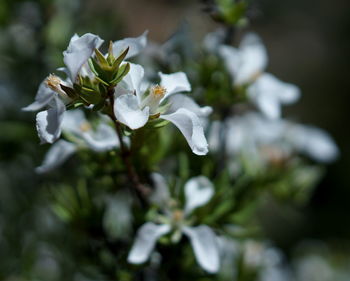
[23,26,339,279]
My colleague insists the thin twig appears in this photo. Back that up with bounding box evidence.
[107,88,150,202]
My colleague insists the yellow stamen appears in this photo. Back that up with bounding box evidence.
[80,122,92,132]
[151,85,167,98]
[45,74,62,92]
[172,210,184,222]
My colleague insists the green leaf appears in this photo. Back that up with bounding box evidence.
[110,63,130,85]
[112,46,129,69]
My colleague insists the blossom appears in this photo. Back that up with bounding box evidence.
[127,174,219,273]
[209,113,339,166]
[114,63,211,155]
[219,33,300,119]
[36,109,119,173]
[23,33,104,144]
[23,32,148,144]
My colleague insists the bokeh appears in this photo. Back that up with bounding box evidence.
[1,0,350,280]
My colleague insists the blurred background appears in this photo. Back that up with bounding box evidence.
[0,0,350,279]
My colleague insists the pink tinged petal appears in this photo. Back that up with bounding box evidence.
[127,222,171,264]
[36,97,66,144]
[63,33,104,82]
[22,80,55,111]
[160,108,208,155]
[149,173,170,205]
[184,176,214,215]
[113,31,148,59]
[183,225,220,273]
[81,123,119,152]
[35,140,77,174]
[159,72,191,99]
[114,94,149,130]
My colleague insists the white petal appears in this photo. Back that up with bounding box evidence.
[149,173,170,205]
[166,94,212,117]
[159,72,191,99]
[35,140,77,174]
[236,33,268,85]
[207,121,223,152]
[63,33,104,82]
[113,31,148,59]
[203,28,226,52]
[127,222,171,264]
[220,33,267,85]
[121,63,145,102]
[218,45,240,81]
[184,176,214,215]
[82,123,119,152]
[288,125,339,163]
[248,74,300,119]
[183,225,220,273]
[36,97,66,144]
[22,79,55,111]
[255,93,280,119]
[160,108,208,155]
[61,109,87,135]
[114,94,149,130]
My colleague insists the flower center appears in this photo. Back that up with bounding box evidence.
[80,122,92,132]
[150,85,166,98]
[172,210,184,222]
[45,74,62,92]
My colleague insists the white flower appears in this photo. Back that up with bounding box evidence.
[23,32,148,144]
[114,63,211,155]
[219,33,300,119]
[127,174,219,273]
[23,33,104,144]
[286,124,339,163]
[219,113,338,165]
[36,109,119,173]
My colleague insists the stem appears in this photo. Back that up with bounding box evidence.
[107,88,150,202]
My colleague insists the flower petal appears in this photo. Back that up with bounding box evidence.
[288,124,339,163]
[218,45,240,81]
[247,73,300,118]
[36,97,66,144]
[166,94,212,117]
[22,79,56,112]
[120,63,145,102]
[35,140,77,174]
[127,222,171,264]
[81,123,119,152]
[219,33,267,85]
[114,94,149,130]
[184,176,214,215]
[183,225,220,273]
[61,109,87,135]
[113,31,148,59]
[149,173,170,206]
[159,72,191,99]
[63,33,104,82]
[160,108,208,155]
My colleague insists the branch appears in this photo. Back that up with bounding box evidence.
[107,88,150,202]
